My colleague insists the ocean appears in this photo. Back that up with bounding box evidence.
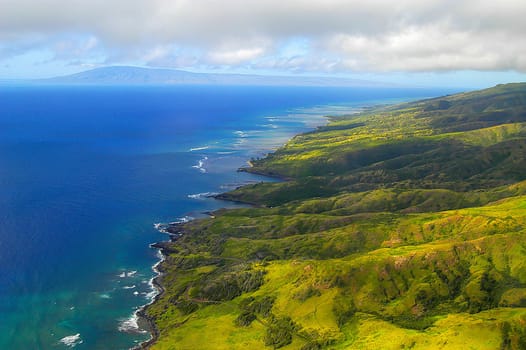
[0,84,453,349]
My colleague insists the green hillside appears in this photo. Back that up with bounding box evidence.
[143,83,526,350]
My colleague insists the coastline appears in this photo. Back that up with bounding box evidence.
[0,87,456,350]
[134,175,284,349]
[132,99,423,348]
[129,83,526,349]
[132,244,165,350]
[134,111,334,349]
[133,101,389,348]
[133,221,187,349]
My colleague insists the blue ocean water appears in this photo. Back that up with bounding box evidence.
[0,85,453,349]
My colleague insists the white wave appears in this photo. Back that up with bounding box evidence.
[118,312,147,334]
[171,216,193,224]
[144,285,157,300]
[117,270,137,278]
[189,146,209,152]
[191,156,208,173]
[153,222,170,234]
[154,216,193,234]
[99,293,111,299]
[123,285,136,289]
[187,192,219,200]
[144,250,166,301]
[59,333,83,348]
[132,237,170,346]
[234,130,248,138]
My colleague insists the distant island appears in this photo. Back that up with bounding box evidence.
[38,66,389,87]
[140,83,526,349]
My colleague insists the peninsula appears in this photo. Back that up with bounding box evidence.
[143,83,526,349]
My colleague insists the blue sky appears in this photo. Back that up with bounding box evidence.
[1,0,526,88]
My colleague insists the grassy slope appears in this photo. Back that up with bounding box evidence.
[145,83,526,350]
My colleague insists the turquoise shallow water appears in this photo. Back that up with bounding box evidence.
[0,85,453,349]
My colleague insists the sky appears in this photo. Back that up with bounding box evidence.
[1,0,526,88]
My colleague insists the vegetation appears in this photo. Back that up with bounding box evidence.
[144,83,526,349]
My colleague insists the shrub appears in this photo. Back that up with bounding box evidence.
[300,342,323,350]
[500,319,526,350]
[174,299,199,315]
[332,294,356,327]
[237,295,275,324]
[293,285,321,301]
[200,269,266,301]
[264,316,296,349]
[235,310,256,327]
[250,296,275,317]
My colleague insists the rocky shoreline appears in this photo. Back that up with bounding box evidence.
[133,115,331,349]
[134,166,286,348]
[133,225,185,350]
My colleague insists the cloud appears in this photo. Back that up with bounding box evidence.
[208,47,265,65]
[0,0,525,73]
[326,23,526,72]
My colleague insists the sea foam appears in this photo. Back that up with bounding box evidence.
[189,146,209,152]
[118,312,147,334]
[153,222,169,234]
[187,192,219,200]
[117,270,137,278]
[191,156,208,173]
[59,333,83,348]
[154,216,193,234]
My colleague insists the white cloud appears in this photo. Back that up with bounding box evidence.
[326,22,526,72]
[208,47,266,65]
[0,0,525,73]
